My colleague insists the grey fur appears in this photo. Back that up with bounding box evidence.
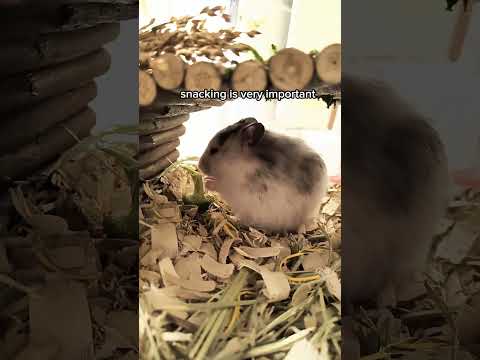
[342,75,449,307]
[198,118,328,232]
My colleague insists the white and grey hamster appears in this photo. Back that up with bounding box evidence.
[342,75,450,308]
[198,117,328,233]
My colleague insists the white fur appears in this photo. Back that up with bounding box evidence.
[213,155,328,232]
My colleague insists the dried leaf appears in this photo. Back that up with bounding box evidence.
[151,223,178,258]
[27,214,69,236]
[435,222,478,264]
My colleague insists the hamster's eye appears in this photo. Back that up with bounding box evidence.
[210,147,219,155]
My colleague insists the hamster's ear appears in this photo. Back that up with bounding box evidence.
[241,123,265,146]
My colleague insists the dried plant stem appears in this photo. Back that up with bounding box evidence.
[245,328,313,358]
[190,268,250,360]
[157,299,256,313]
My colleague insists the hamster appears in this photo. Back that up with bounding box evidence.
[198,117,328,233]
[342,75,450,308]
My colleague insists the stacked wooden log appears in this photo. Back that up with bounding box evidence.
[139,89,224,180]
[0,0,138,188]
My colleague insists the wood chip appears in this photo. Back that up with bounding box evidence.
[151,223,178,259]
[175,253,201,280]
[183,235,202,251]
[200,254,234,279]
[302,251,330,272]
[158,257,181,287]
[29,276,93,360]
[199,241,217,260]
[218,237,235,264]
[435,222,478,264]
[234,246,281,259]
[45,246,86,269]
[261,270,291,302]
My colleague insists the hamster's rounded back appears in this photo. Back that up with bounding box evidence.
[342,75,449,305]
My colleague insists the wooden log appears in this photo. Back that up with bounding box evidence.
[141,89,224,110]
[137,139,180,167]
[139,114,189,135]
[327,102,338,130]
[0,2,137,40]
[148,125,186,146]
[448,0,474,62]
[150,54,185,90]
[139,125,186,153]
[0,107,95,183]
[61,2,138,27]
[184,62,222,91]
[269,48,314,91]
[311,80,341,101]
[139,70,157,106]
[140,149,180,180]
[315,43,341,85]
[0,49,110,114]
[0,23,120,78]
[140,105,205,120]
[0,82,97,153]
[231,60,268,91]
[2,0,137,5]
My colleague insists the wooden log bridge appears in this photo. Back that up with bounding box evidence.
[138,44,341,180]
